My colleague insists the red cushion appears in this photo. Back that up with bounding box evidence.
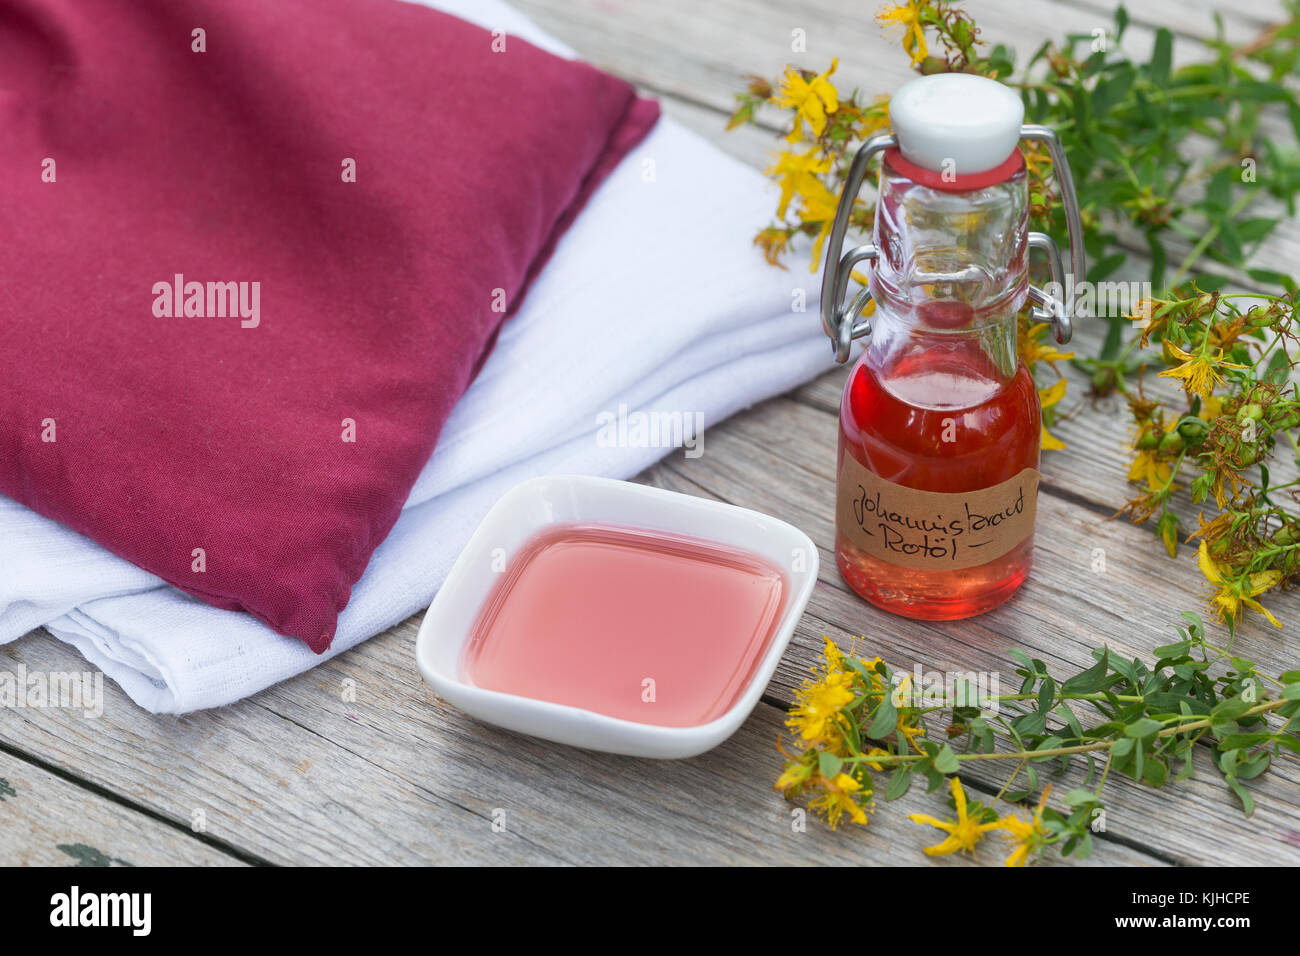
[0,0,659,652]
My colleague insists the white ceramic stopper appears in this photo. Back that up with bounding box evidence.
[889,74,1025,176]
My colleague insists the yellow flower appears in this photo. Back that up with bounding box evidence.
[754,226,794,267]
[863,747,892,771]
[809,772,872,829]
[1196,542,1282,628]
[908,777,1001,857]
[1038,377,1068,451]
[856,95,894,140]
[1039,377,1067,408]
[785,665,857,749]
[1128,449,1173,488]
[1187,510,1234,545]
[1019,321,1075,366]
[774,60,840,143]
[765,149,833,221]
[823,637,845,672]
[896,717,927,751]
[1125,298,1156,323]
[877,2,929,67]
[799,182,843,273]
[1212,468,1243,509]
[1157,342,1248,402]
[859,654,886,694]
[891,673,928,750]
[774,758,815,796]
[995,785,1052,867]
[1023,142,1053,180]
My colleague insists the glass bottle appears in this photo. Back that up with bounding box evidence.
[819,74,1084,620]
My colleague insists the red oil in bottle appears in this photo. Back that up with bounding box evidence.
[835,320,1041,619]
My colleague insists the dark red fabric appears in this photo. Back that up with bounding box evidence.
[0,0,659,651]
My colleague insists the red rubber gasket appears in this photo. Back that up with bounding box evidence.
[884,146,1024,191]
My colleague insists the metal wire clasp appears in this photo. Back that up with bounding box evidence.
[819,126,1086,363]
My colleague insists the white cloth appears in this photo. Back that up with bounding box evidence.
[0,0,835,712]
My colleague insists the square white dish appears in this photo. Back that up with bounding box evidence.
[414,474,818,758]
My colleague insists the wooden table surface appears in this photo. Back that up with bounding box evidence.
[4,0,1298,866]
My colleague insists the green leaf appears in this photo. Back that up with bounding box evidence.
[1038,676,1057,712]
[1148,28,1172,86]
[924,767,946,793]
[1125,718,1163,739]
[1013,710,1048,736]
[1273,735,1300,756]
[1142,757,1169,787]
[884,769,913,801]
[818,751,843,779]
[1064,788,1096,808]
[1154,639,1191,659]
[868,694,898,740]
[1054,703,1086,741]
[934,744,960,774]
[1033,736,1064,762]
[1212,697,1252,721]
[1063,649,1113,695]
[1008,648,1037,674]
[1237,751,1271,780]
[1226,776,1255,816]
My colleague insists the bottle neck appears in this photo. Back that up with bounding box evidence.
[864,303,1021,409]
[864,150,1029,406]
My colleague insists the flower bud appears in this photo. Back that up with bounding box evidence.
[1158,431,1184,454]
[1248,307,1274,328]
[1177,417,1209,444]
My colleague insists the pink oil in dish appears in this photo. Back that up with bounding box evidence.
[458,523,789,728]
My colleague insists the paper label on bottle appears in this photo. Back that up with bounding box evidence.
[836,454,1040,571]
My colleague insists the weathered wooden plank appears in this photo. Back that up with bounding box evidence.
[0,749,243,866]
[0,636,564,866]
[513,0,1269,120]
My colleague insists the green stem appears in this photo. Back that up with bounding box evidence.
[1094,751,1114,797]
[1168,194,1254,288]
[843,698,1290,766]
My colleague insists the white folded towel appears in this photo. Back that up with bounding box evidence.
[0,0,835,712]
